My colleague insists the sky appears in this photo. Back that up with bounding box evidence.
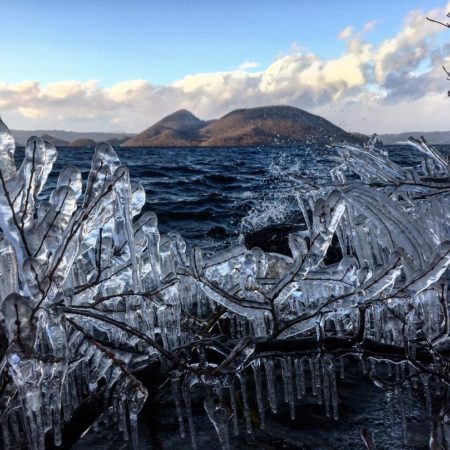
[0,0,449,133]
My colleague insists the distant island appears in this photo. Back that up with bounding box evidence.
[10,105,450,147]
[378,131,450,145]
[122,105,364,147]
[11,129,133,147]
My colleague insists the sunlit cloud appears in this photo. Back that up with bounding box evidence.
[363,19,380,32]
[338,26,353,40]
[238,61,260,70]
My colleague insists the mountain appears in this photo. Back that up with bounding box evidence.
[379,131,450,145]
[123,109,207,147]
[11,129,134,147]
[8,113,450,148]
[122,105,364,147]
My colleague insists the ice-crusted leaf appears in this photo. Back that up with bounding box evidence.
[408,136,448,172]
[15,136,49,231]
[0,118,17,182]
[57,165,82,199]
[169,231,188,269]
[130,181,145,217]
[270,234,307,303]
[35,141,57,196]
[84,143,121,205]
[399,241,450,296]
[204,244,247,271]
[34,186,78,261]
[189,246,204,277]
[305,191,346,269]
[358,251,403,299]
[22,257,48,301]
[335,140,406,184]
[343,185,432,269]
[0,234,18,310]
[203,393,231,450]
[252,246,268,278]
[198,274,271,318]
[140,211,161,290]
[2,293,35,346]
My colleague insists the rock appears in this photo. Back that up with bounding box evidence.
[244,223,302,255]
[206,226,228,238]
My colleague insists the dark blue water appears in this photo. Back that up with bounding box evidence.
[19,143,449,250]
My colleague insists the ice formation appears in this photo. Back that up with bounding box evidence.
[0,121,449,449]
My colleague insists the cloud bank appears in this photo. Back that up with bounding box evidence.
[1,2,449,134]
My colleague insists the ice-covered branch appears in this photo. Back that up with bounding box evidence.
[0,119,449,449]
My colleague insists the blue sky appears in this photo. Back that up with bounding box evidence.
[1,0,444,85]
[0,0,449,132]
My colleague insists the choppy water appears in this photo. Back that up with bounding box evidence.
[19,143,447,251]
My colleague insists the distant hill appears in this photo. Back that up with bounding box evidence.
[11,111,449,148]
[70,138,97,147]
[105,136,132,146]
[122,105,364,147]
[379,131,450,145]
[40,134,70,146]
[11,129,134,147]
[123,110,207,147]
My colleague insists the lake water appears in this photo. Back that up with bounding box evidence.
[19,142,444,251]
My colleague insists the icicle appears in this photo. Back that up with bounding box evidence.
[238,373,252,434]
[171,371,186,438]
[204,393,231,450]
[322,356,331,418]
[129,410,140,450]
[314,356,322,404]
[252,360,265,430]
[279,357,295,418]
[309,358,317,396]
[183,374,199,449]
[280,358,289,403]
[287,357,295,419]
[53,403,62,447]
[294,357,305,399]
[263,358,277,413]
[330,369,339,421]
[118,401,129,441]
[229,380,239,436]
[339,357,345,379]
[421,373,433,417]
[323,355,339,420]
[361,358,367,374]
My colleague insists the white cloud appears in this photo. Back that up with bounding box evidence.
[363,20,379,32]
[238,61,260,70]
[1,2,450,134]
[338,26,353,40]
[43,80,97,99]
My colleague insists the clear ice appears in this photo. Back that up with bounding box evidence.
[0,121,449,449]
